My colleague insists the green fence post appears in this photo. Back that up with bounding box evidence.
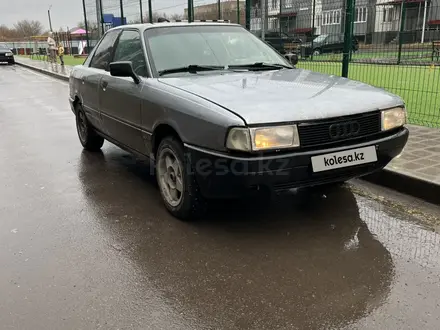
[140,0,144,23]
[311,0,316,61]
[188,0,194,22]
[99,0,105,34]
[218,0,221,20]
[237,0,240,24]
[148,0,153,23]
[350,0,356,61]
[120,0,124,25]
[342,0,354,77]
[245,0,251,30]
[397,0,406,65]
[279,0,282,35]
[81,0,90,53]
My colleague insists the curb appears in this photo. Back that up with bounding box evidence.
[362,168,440,205]
[15,59,440,205]
[15,61,69,82]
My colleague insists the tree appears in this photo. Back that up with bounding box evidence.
[0,25,19,40]
[13,20,43,37]
[77,20,99,38]
[170,13,184,21]
[143,12,171,23]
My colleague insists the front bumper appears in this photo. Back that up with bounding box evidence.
[186,127,409,199]
[0,55,14,62]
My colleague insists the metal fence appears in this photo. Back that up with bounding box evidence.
[251,0,440,127]
[81,0,440,127]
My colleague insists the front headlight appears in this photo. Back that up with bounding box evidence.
[381,107,406,131]
[226,125,300,151]
[5,52,13,56]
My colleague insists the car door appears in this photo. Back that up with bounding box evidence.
[321,34,338,53]
[82,29,121,131]
[98,29,148,154]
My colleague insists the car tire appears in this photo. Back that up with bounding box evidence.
[8,60,15,65]
[75,103,104,151]
[312,49,321,56]
[155,136,206,221]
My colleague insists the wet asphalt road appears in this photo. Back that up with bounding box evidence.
[1,64,440,330]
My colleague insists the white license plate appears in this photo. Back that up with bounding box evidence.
[311,146,377,173]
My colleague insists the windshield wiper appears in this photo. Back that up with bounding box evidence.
[158,65,225,76]
[227,62,293,71]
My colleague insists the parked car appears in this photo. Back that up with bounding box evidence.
[69,22,408,220]
[254,30,302,54]
[300,34,359,57]
[0,47,15,64]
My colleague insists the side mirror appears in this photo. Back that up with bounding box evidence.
[109,61,140,84]
[284,53,298,66]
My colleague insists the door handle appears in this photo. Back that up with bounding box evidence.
[100,80,108,91]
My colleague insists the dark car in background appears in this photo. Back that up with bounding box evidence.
[0,47,15,64]
[300,34,359,57]
[254,30,303,55]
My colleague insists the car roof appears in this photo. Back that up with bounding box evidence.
[106,21,242,33]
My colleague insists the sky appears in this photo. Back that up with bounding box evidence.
[3,0,214,31]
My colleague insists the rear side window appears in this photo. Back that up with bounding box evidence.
[112,30,147,77]
[326,35,341,44]
[90,30,120,70]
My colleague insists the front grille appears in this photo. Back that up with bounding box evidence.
[298,111,381,148]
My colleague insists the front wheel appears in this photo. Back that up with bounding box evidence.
[8,60,15,65]
[312,49,321,56]
[156,137,206,220]
[75,103,104,151]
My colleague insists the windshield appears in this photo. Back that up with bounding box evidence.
[144,25,291,75]
[313,35,328,43]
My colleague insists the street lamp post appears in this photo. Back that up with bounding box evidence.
[48,5,53,31]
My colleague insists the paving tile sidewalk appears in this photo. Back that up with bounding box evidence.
[14,57,440,203]
[388,125,440,185]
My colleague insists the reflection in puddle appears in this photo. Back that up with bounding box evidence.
[76,149,440,329]
[78,151,398,330]
[357,195,440,270]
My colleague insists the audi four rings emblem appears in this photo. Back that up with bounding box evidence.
[329,121,361,139]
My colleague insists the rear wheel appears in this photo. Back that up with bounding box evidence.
[75,103,104,151]
[156,136,206,220]
[312,49,321,56]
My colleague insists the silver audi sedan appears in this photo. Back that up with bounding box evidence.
[69,22,408,220]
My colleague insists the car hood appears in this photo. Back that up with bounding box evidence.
[158,69,403,125]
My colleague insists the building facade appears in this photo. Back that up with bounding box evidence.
[185,1,246,24]
[251,0,440,43]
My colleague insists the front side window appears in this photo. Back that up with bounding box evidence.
[113,30,148,76]
[313,35,327,43]
[144,25,290,75]
[90,30,120,70]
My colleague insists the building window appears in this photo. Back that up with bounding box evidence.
[322,10,341,26]
[382,7,395,22]
[284,0,293,9]
[355,7,367,23]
